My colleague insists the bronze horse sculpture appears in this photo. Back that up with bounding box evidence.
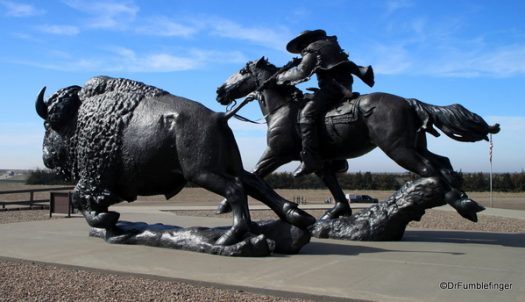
[216,57,500,222]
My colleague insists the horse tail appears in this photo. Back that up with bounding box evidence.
[405,98,500,142]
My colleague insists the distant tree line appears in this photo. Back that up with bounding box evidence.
[263,172,404,190]
[459,172,525,192]
[25,169,525,192]
[263,171,525,192]
[25,169,74,185]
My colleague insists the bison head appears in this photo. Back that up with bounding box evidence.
[36,85,81,171]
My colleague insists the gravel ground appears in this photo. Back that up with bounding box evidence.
[0,259,311,302]
[1,208,523,301]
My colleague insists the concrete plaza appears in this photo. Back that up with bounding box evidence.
[0,205,523,301]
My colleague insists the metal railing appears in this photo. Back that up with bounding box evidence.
[0,186,74,210]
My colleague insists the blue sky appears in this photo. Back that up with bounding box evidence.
[0,0,524,172]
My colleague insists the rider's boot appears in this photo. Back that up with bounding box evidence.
[294,122,322,177]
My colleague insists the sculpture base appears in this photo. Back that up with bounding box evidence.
[310,177,479,241]
[90,219,310,257]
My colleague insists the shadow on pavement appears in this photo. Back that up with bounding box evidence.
[300,241,388,256]
[404,230,525,248]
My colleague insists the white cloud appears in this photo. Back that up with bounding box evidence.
[405,44,525,78]
[0,0,44,17]
[63,0,138,30]
[188,49,246,65]
[136,16,201,37]
[384,0,413,15]
[209,18,290,50]
[134,15,290,51]
[12,32,39,42]
[16,46,246,73]
[137,53,196,72]
[37,24,80,36]
[484,46,525,76]
[104,47,245,72]
[105,46,197,72]
[67,48,197,72]
[368,42,413,75]
[368,34,525,78]
[365,9,525,78]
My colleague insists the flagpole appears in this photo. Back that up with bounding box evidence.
[489,133,493,208]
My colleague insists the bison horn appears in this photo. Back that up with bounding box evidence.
[35,86,48,119]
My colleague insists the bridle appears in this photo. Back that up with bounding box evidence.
[224,61,295,124]
[224,62,269,124]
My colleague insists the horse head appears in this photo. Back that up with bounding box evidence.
[217,57,277,105]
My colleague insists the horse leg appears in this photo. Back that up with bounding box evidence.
[416,134,462,187]
[415,135,484,219]
[383,145,483,221]
[241,170,316,229]
[253,148,295,177]
[421,150,464,187]
[216,148,292,214]
[190,172,251,245]
[418,150,484,221]
[382,145,442,186]
[317,161,352,220]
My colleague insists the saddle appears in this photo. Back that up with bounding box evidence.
[300,88,363,125]
[324,93,362,124]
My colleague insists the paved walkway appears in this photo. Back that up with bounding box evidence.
[1,206,524,301]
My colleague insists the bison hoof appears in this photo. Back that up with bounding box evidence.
[83,211,120,229]
[283,204,316,229]
[319,202,352,221]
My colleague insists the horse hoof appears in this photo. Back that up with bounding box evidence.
[319,203,352,221]
[319,211,335,221]
[215,200,232,214]
[83,211,120,229]
[283,204,316,229]
[454,199,485,222]
[319,210,344,221]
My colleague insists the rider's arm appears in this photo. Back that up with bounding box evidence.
[348,61,375,87]
[276,51,317,85]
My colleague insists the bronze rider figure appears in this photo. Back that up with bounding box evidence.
[275,29,375,177]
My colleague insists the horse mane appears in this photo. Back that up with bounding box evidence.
[253,57,278,74]
[253,57,303,99]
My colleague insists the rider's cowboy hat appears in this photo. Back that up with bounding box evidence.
[286,29,327,54]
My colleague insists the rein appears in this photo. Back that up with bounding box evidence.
[223,62,292,124]
[233,113,268,124]
[225,98,268,124]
